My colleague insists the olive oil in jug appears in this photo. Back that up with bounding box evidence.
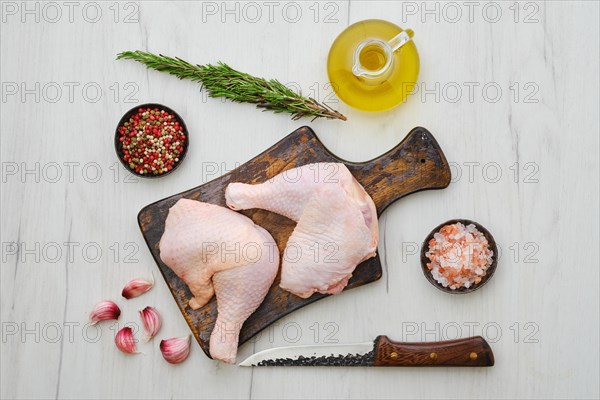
[327,19,420,112]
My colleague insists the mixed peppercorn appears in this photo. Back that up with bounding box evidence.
[117,107,186,176]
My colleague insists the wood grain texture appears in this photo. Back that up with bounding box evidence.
[374,335,494,367]
[138,126,450,358]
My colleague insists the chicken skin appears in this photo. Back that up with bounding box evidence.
[159,199,279,363]
[225,163,378,298]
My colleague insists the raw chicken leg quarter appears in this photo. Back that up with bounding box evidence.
[225,162,379,298]
[159,199,279,363]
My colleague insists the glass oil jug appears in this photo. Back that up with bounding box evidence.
[327,19,420,112]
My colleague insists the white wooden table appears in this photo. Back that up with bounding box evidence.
[1,1,598,399]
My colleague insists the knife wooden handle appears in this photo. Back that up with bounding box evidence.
[374,335,494,367]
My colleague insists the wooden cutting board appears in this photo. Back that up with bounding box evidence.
[137,126,451,358]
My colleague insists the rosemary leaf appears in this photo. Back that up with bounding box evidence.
[116,50,346,121]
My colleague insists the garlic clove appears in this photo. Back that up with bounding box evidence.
[139,306,161,341]
[89,300,121,324]
[115,326,139,354]
[160,335,191,364]
[121,273,154,299]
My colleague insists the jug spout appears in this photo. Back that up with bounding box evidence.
[352,63,368,78]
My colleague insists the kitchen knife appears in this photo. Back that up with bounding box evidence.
[239,335,494,367]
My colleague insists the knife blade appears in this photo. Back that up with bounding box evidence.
[239,335,494,367]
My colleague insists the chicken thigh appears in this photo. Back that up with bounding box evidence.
[159,199,279,363]
[225,163,378,298]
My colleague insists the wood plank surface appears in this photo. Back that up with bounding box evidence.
[1,2,598,399]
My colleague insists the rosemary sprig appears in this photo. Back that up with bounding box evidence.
[116,50,346,121]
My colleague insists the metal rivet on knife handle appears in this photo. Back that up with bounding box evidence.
[390,352,398,358]
[430,352,438,360]
[470,352,478,360]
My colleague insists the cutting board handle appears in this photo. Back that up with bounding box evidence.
[346,127,451,214]
[374,335,495,367]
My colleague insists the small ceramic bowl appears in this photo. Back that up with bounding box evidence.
[114,103,189,178]
[420,219,498,294]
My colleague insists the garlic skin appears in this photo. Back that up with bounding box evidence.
[115,327,139,354]
[121,274,154,299]
[160,336,191,364]
[139,306,161,341]
[89,300,121,324]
